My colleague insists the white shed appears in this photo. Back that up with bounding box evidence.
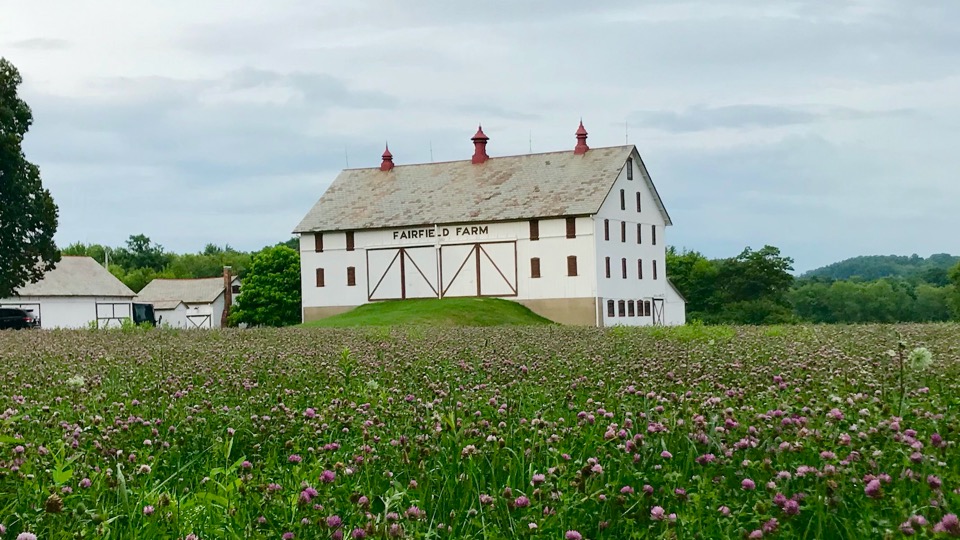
[0,256,137,329]
[136,274,240,329]
[665,279,687,326]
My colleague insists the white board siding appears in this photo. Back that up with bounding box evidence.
[156,304,190,329]
[0,296,134,329]
[593,149,675,327]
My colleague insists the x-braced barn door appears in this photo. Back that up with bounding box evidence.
[440,242,517,298]
[652,298,665,326]
[367,246,439,301]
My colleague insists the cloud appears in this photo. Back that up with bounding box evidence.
[628,105,913,133]
[8,38,70,50]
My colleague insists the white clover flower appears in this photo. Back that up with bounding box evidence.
[66,375,86,388]
[908,347,933,370]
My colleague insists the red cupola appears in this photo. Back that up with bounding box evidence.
[574,120,589,155]
[380,143,394,171]
[471,125,489,164]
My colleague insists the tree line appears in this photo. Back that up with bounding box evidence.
[667,247,960,324]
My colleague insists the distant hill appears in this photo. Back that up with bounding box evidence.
[801,253,959,284]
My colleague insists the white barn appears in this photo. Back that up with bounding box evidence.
[136,271,240,329]
[0,256,138,328]
[294,123,686,326]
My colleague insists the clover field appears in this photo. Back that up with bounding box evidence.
[1,324,959,539]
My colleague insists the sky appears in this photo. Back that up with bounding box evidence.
[3,0,959,273]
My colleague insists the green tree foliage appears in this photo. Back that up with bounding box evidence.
[803,253,960,281]
[0,58,60,298]
[229,246,301,327]
[949,262,960,319]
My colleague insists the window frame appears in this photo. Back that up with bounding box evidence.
[628,300,635,317]
[529,220,539,241]
[565,217,576,239]
[638,259,643,280]
[604,219,610,241]
[636,192,642,212]
[605,256,611,278]
[607,300,615,317]
[346,266,356,286]
[627,158,633,180]
[620,189,625,210]
[315,268,325,287]
[621,257,627,279]
[620,221,626,243]
[346,231,355,251]
[531,257,541,278]
[618,300,626,317]
[567,255,578,276]
[314,233,324,252]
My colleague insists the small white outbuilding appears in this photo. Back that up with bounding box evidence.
[0,256,138,329]
[136,273,240,329]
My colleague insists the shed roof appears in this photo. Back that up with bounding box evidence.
[12,256,136,298]
[294,145,671,233]
[137,277,239,305]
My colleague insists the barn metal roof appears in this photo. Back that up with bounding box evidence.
[12,256,136,298]
[137,277,238,305]
[294,145,672,233]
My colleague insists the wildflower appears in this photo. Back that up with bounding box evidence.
[17,534,38,540]
[748,530,763,539]
[143,505,155,516]
[326,515,343,528]
[928,475,942,490]
[242,460,252,469]
[528,523,537,530]
[908,347,933,370]
[45,494,63,514]
[763,518,779,534]
[620,485,634,495]
[320,470,336,483]
[783,499,800,516]
[351,529,366,539]
[479,494,494,505]
[864,479,882,499]
[827,408,844,421]
[718,506,731,516]
[304,408,316,418]
[514,496,531,508]
[661,450,672,459]
[742,479,756,491]
[282,533,294,540]
[651,506,665,520]
[565,532,583,540]
[288,454,302,464]
[138,464,152,475]
[531,473,546,486]
[80,478,92,488]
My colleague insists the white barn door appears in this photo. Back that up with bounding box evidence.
[367,247,439,301]
[440,241,517,298]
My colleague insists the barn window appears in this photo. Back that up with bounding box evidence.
[618,300,626,317]
[347,266,356,286]
[529,220,539,241]
[531,257,541,278]
[621,258,627,279]
[620,189,625,210]
[637,223,642,244]
[315,268,325,287]
[627,158,633,180]
[653,260,658,280]
[231,284,241,294]
[636,192,642,212]
[638,259,643,279]
[644,300,652,316]
[628,300,635,317]
[567,256,578,276]
[314,233,324,252]
[566,217,576,238]
[607,300,615,317]
[651,225,657,245]
[604,219,610,241]
[620,221,626,243]
[346,231,355,251]
[605,257,611,278]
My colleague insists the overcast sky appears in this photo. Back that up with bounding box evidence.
[4,0,958,272]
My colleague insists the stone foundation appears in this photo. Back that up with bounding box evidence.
[302,305,356,322]
[515,297,599,326]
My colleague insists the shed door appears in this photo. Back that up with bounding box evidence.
[440,241,517,298]
[652,298,665,326]
[96,302,132,328]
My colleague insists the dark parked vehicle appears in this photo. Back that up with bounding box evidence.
[0,308,40,330]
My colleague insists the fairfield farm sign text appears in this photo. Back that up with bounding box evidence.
[392,225,489,240]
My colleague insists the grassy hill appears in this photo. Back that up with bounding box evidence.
[300,298,555,327]
[801,253,959,283]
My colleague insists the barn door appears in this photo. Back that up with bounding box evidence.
[367,247,439,301]
[652,298,665,326]
[440,242,517,298]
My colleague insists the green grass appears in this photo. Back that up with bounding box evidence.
[300,297,555,327]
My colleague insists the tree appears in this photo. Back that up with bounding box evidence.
[950,262,960,320]
[229,246,301,327]
[0,58,60,298]
[717,245,794,305]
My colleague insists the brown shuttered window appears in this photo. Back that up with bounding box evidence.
[618,300,626,317]
[653,260,658,280]
[638,259,643,279]
[605,257,611,278]
[531,257,541,278]
[604,219,610,241]
[637,192,642,212]
[627,158,633,180]
[644,300,651,316]
[621,221,626,243]
[530,220,539,241]
[567,256,578,276]
[637,223,642,244]
[346,231,355,251]
[347,266,356,286]
[628,300,635,317]
[315,268,325,287]
[607,299,615,317]
[621,258,627,279]
[314,233,324,252]
[651,225,657,246]
[620,189,625,210]
[566,217,576,239]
